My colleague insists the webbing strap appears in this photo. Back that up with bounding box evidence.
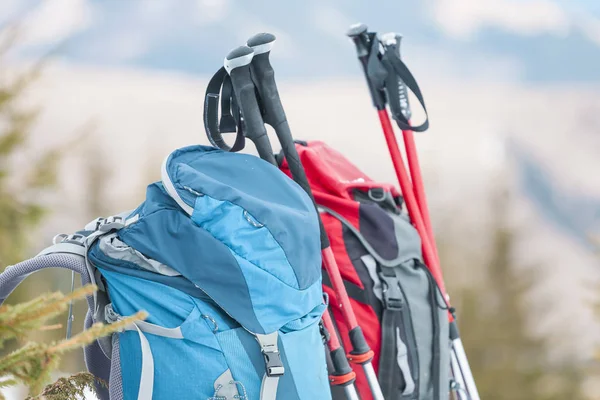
[255,332,283,400]
[363,32,429,133]
[379,268,416,397]
[204,66,246,152]
[36,242,86,258]
[107,303,187,400]
[260,375,279,400]
[131,323,154,400]
[382,50,429,132]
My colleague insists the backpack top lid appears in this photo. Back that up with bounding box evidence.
[117,145,324,334]
[280,141,400,200]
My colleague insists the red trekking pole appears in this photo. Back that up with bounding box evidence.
[347,23,480,400]
[322,308,360,400]
[246,33,386,400]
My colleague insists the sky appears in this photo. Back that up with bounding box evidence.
[2,0,600,81]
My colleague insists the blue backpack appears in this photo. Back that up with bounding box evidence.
[0,145,331,400]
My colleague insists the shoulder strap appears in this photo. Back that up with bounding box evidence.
[0,253,92,307]
[255,332,284,400]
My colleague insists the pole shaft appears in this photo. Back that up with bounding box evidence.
[322,247,358,328]
[402,128,439,263]
[377,110,448,298]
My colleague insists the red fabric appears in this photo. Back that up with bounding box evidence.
[280,141,393,400]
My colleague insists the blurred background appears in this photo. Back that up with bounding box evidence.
[0,0,599,399]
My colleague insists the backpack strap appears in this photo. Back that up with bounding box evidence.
[378,267,416,397]
[0,253,92,306]
[204,66,246,152]
[255,332,284,400]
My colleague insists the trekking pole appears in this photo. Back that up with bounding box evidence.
[346,23,446,296]
[380,32,439,263]
[347,23,480,400]
[246,32,385,400]
[322,308,360,400]
[223,46,277,165]
[378,32,481,400]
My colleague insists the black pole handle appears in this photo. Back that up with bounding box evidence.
[347,23,386,110]
[224,46,277,165]
[247,33,330,249]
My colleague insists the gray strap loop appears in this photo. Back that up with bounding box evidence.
[105,304,184,339]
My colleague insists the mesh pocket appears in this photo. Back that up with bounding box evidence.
[109,334,124,400]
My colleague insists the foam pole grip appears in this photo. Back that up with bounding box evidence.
[225,46,277,165]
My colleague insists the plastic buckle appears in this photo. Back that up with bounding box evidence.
[98,216,125,232]
[60,234,86,246]
[104,303,121,324]
[256,333,285,377]
[263,350,285,377]
[380,271,403,310]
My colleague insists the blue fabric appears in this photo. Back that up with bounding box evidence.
[118,183,264,333]
[216,328,263,400]
[280,322,332,400]
[164,145,321,289]
[230,253,324,333]
[192,195,297,288]
[98,268,229,399]
[276,335,301,400]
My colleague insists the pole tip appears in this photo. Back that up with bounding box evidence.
[380,32,402,47]
[347,23,368,38]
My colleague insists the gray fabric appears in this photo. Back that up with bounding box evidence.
[319,206,421,267]
[36,242,87,258]
[396,327,416,395]
[109,334,124,400]
[390,261,449,400]
[98,234,180,277]
[106,303,184,339]
[361,254,382,302]
[379,303,403,398]
[124,319,183,339]
[260,376,279,400]
[212,369,241,399]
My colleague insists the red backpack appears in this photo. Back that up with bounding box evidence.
[279,141,450,400]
